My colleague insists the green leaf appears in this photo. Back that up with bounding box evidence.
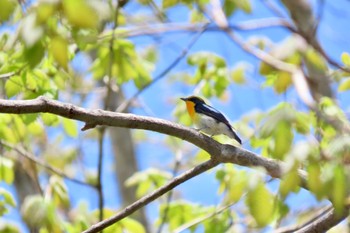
[0,0,17,22]
[62,118,78,138]
[0,157,14,184]
[119,218,145,233]
[230,66,246,84]
[50,36,69,70]
[226,171,247,202]
[21,195,48,229]
[332,165,346,216]
[338,78,350,92]
[307,163,324,200]
[0,188,16,208]
[21,113,38,125]
[125,168,172,198]
[162,0,178,8]
[332,165,347,216]
[341,52,350,67]
[223,0,237,16]
[304,48,328,71]
[36,2,57,24]
[24,41,45,68]
[246,182,274,226]
[235,0,252,13]
[49,176,70,209]
[5,75,22,98]
[279,167,300,198]
[295,112,311,134]
[272,121,293,159]
[62,0,98,28]
[42,113,60,126]
[274,71,292,93]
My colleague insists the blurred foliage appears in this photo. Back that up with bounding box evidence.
[0,0,349,232]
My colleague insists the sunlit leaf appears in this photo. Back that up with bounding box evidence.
[5,75,22,98]
[332,165,346,216]
[21,195,48,229]
[279,167,300,198]
[62,0,98,28]
[162,0,178,8]
[36,2,57,24]
[50,36,69,70]
[235,0,252,13]
[272,121,293,159]
[307,163,324,200]
[341,52,350,67]
[223,0,237,16]
[50,176,70,209]
[0,0,17,22]
[295,112,311,134]
[274,71,292,93]
[24,41,45,68]
[119,218,146,233]
[230,66,246,84]
[338,78,350,92]
[62,118,78,138]
[0,157,14,184]
[21,113,38,125]
[246,182,274,226]
[0,188,16,213]
[42,113,60,126]
[305,48,328,71]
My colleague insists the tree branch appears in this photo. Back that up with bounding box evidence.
[84,159,220,233]
[98,18,295,40]
[0,97,308,232]
[0,140,93,187]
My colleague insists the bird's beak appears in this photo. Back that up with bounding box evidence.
[180,97,186,101]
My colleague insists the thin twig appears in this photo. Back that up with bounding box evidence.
[0,140,93,187]
[274,205,333,233]
[98,18,295,40]
[97,128,105,223]
[116,23,209,112]
[174,200,238,233]
[83,159,220,233]
[156,150,182,233]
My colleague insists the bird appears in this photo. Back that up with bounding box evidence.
[180,96,242,144]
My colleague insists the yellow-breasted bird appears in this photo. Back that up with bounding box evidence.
[181,96,241,144]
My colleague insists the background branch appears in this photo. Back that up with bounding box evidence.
[83,159,220,233]
[0,140,93,187]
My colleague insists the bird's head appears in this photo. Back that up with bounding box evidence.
[180,96,206,105]
[180,96,206,120]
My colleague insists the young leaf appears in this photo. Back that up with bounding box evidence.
[0,157,14,184]
[338,78,350,92]
[0,0,17,22]
[341,52,350,67]
[5,75,22,98]
[332,165,346,216]
[246,182,274,226]
[62,0,98,28]
[62,118,78,138]
[51,36,69,70]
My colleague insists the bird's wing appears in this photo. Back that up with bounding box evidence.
[195,103,231,126]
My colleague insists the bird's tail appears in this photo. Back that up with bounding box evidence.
[229,126,242,145]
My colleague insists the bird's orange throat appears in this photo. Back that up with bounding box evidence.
[185,101,196,121]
